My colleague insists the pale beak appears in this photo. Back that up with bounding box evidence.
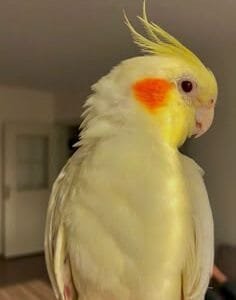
[193,103,215,138]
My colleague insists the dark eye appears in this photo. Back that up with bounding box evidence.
[181,80,193,93]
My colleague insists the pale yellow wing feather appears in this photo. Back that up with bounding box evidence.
[45,158,79,300]
[181,155,214,300]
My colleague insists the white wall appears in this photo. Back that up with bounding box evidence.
[0,86,54,254]
[0,87,83,255]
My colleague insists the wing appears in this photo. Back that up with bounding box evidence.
[45,156,79,300]
[181,155,214,300]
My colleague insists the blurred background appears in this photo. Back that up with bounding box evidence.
[0,0,235,299]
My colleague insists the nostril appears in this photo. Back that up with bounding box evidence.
[196,121,202,129]
[210,99,214,105]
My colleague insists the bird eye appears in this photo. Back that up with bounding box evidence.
[181,80,193,93]
[177,78,197,97]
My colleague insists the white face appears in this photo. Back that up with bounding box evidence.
[174,74,217,138]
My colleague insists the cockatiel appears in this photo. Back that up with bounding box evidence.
[45,4,217,300]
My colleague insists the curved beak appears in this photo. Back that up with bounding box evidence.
[193,104,215,138]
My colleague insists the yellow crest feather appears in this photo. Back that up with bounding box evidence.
[124,2,204,66]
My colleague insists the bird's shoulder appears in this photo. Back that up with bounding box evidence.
[180,153,205,178]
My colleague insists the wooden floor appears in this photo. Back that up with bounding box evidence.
[0,254,56,299]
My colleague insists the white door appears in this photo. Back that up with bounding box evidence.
[3,123,53,257]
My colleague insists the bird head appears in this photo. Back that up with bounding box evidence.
[85,4,217,149]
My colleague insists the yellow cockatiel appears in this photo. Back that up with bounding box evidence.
[45,4,218,300]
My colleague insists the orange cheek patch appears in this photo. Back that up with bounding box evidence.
[132,78,173,112]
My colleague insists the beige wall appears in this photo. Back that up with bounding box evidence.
[54,91,85,125]
[0,86,54,253]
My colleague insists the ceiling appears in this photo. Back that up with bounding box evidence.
[0,0,234,92]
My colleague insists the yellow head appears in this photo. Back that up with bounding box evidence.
[84,4,217,149]
[122,4,218,148]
